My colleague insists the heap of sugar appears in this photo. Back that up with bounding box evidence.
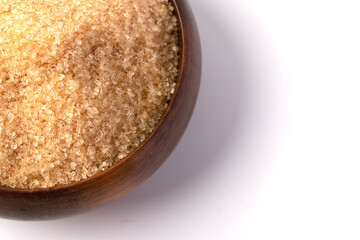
[0,0,179,189]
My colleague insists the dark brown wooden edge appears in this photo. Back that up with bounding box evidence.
[0,0,201,220]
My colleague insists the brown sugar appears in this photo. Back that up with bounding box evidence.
[0,0,179,189]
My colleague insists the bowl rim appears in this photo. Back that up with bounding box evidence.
[0,0,186,193]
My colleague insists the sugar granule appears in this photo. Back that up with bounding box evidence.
[0,0,179,189]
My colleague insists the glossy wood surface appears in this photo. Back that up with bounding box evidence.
[0,0,201,220]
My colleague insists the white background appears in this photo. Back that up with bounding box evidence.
[1,0,360,239]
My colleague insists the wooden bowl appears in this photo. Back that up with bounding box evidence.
[0,0,201,220]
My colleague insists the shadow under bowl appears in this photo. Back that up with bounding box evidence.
[0,0,201,220]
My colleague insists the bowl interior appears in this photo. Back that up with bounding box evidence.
[0,0,185,193]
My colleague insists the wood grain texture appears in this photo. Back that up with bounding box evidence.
[0,0,201,220]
